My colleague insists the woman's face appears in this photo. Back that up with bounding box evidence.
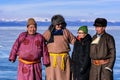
[77,30,87,38]
[27,25,37,35]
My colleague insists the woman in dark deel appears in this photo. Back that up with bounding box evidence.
[72,25,92,80]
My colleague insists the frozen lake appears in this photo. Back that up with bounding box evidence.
[0,26,120,80]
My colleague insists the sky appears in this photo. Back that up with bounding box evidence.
[0,0,120,22]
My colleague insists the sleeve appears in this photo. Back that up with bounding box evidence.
[81,41,91,71]
[71,49,75,63]
[43,30,51,42]
[41,37,50,65]
[107,36,116,70]
[66,29,76,45]
[9,32,27,62]
[71,41,79,64]
[9,36,20,62]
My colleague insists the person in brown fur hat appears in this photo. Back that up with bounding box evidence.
[9,18,50,80]
[43,14,76,80]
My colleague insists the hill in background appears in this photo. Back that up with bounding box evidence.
[0,21,120,27]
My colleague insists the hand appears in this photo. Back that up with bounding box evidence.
[44,64,50,67]
[11,60,14,63]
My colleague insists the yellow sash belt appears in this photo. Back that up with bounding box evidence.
[50,53,67,71]
[18,57,40,65]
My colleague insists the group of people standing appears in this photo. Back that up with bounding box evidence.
[9,14,116,80]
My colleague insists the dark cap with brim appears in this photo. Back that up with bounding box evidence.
[93,18,107,27]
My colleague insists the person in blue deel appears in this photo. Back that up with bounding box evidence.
[72,25,92,80]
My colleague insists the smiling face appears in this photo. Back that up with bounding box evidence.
[77,30,87,38]
[95,26,106,35]
[27,25,37,35]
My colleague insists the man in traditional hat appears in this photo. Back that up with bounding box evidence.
[72,25,92,80]
[89,18,116,80]
[9,18,50,80]
[43,14,76,80]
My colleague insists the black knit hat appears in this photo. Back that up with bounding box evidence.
[51,14,66,26]
[93,18,107,27]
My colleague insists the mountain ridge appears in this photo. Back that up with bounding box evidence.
[0,21,120,26]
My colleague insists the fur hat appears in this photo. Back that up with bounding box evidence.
[51,14,66,26]
[78,25,88,34]
[93,18,107,27]
[27,18,37,27]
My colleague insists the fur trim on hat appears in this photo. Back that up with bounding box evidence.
[51,14,66,26]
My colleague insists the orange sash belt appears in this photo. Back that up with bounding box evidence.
[92,59,110,66]
[18,57,40,64]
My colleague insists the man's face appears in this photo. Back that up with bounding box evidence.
[27,25,37,35]
[95,26,106,35]
[55,23,62,30]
